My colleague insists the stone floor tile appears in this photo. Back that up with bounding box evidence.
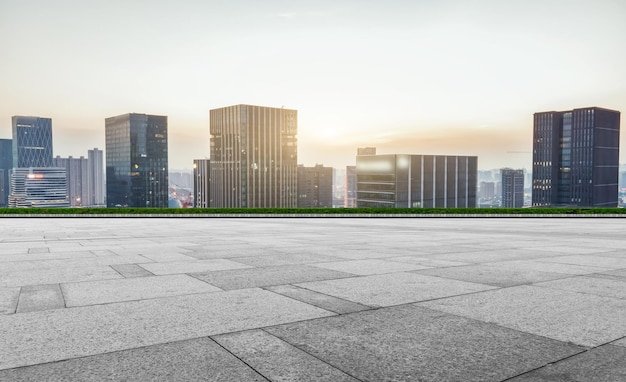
[0,337,266,382]
[0,288,333,370]
[488,259,611,275]
[231,252,344,267]
[264,285,372,314]
[296,272,497,307]
[420,285,626,347]
[613,337,626,348]
[0,266,123,288]
[414,264,570,287]
[214,329,359,382]
[387,256,468,268]
[191,265,354,290]
[534,276,626,300]
[507,344,626,382]
[110,264,154,278]
[138,259,251,275]
[135,252,197,262]
[536,254,626,269]
[187,246,287,260]
[266,304,582,382]
[62,274,222,307]
[0,287,20,314]
[312,259,430,275]
[16,284,65,313]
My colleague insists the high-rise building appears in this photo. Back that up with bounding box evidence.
[12,116,53,167]
[9,167,69,208]
[88,148,105,206]
[479,181,495,199]
[0,139,12,207]
[105,113,168,208]
[501,168,524,208]
[357,147,377,156]
[209,104,297,208]
[345,165,357,208]
[297,164,333,208]
[532,107,620,207]
[53,156,88,206]
[356,154,477,208]
[193,159,210,208]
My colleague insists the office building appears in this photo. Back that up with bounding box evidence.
[0,139,12,206]
[357,147,376,156]
[209,104,297,208]
[356,154,477,208]
[54,156,88,206]
[532,107,620,207]
[88,148,105,206]
[105,113,168,208]
[9,167,69,208]
[479,181,495,199]
[345,165,357,208]
[193,159,210,208]
[501,168,524,208]
[12,116,53,167]
[297,164,333,208]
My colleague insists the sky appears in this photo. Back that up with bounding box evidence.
[1,0,625,170]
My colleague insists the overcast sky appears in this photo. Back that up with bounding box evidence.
[1,0,625,170]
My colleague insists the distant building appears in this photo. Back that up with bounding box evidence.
[209,105,297,208]
[345,165,357,208]
[193,159,210,208]
[357,147,377,156]
[105,113,168,208]
[87,148,105,206]
[501,168,524,208]
[12,116,53,167]
[297,164,333,208]
[356,154,477,208]
[532,107,620,207]
[479,181,495,199]
[0,139,12,206]
[9,167,69,208]
[54,156,88,207]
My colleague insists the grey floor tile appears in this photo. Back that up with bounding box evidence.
[138,259,251,275]
[388,256,468,268]
[0,266,123,288]
[136,252,197,262]
[312,259,430,275]
[188,247,287,260]
[264,285,372,314]
[214,329,359,382]
[0,337,266,382]
[266,304,582,382]
[191,265,354,290]
[487,259,611,275]
[534,276,626,299]
[507,344,626,382]
[536,254,626,269]
[0,288,333,370]
[0,287,20,314]
[16,284,65,313]
[613,337,626,348]
[414,264,570,287]
[296,272,497,307]
[420,285,626,347]
[110,263,154,278]
[232,252,344,267]
[62,274,222,307]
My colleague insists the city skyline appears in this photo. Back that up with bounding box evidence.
[1,1,625,170]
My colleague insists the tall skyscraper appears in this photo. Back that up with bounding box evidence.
[193,159,210,208]
[0,139,13,207]
[532,107,620,207]
[9,167,69,208]
[209,105,297,208]
[88,148,105,206]
[501,168,524,208]
[12,116,53,167]
[356,154,477,208]
[105,113,168,208]
[297,164,333,208]
[345,165,357,208]
[53,156,88,206]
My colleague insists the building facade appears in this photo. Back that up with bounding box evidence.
[297,164,333,208]
[0,139,12,206]
[105,113,168,208]
[532,107,620,207]
[12,116,53,167]
[9,167,69,208]
[88,148,105,206]
[193,159,210,208]
[501,168,524,208]
[209,105,297,208]
[356,154,477,208]
[345,165,357,208]
[54,156,88,207]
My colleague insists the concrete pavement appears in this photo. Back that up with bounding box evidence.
[0,217,625,381]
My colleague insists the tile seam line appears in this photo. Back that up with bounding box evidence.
[208,337,273,382]
[261,285,374,315]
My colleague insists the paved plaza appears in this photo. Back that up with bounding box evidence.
[0,217,625,381]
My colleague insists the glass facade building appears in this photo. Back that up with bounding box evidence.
[356,154,477,208]
[501,168,524,208]
[193,159,210,208]
[9,167,69,208]
[0,139,13,206]
[105,113,168,208]
[532,107,620,207]
[209,105,297,208]
[12,116,53,168]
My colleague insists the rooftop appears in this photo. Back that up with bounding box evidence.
[1,217,625,381]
